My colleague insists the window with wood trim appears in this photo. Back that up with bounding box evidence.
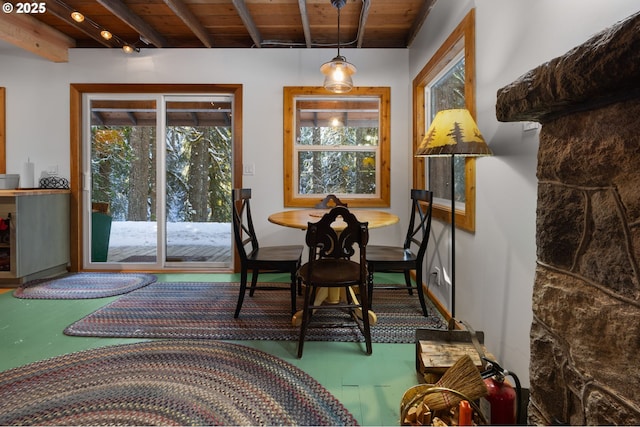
[413,9,477,231]
[284,87,390,207]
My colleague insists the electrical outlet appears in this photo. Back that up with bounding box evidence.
[432,266,441,286]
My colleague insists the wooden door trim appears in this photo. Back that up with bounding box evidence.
[69,83,243,272]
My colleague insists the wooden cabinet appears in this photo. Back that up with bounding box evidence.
[0,190,70,285]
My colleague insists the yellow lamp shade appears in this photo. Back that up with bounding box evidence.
[416,109,492,157]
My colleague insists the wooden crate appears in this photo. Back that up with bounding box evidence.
[415,329,495,383]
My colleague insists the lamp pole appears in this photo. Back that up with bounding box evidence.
[449,153,456,331]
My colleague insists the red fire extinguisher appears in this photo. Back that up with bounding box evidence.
[480,358,522,425]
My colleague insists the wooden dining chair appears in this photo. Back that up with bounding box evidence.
[314,194,348,209]
[366,189,434,316]
[231,188,303,318]
[296,206,371,357]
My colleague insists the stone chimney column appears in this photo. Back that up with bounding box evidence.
[496,12,640,425]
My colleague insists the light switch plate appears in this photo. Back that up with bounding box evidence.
[243,163,255,176]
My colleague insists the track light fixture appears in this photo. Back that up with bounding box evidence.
[122,44,140,54]
[62,5,137,54]
[70,11,84,23]
[100,30,113,41]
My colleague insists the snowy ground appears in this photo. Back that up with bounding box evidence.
[109,221,232,247]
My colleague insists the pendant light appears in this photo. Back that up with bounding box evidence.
[320,0,356,93]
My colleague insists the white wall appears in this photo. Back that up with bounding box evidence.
[0,46,410,247]
[409,0,640,388]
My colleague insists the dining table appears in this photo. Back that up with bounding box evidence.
[268,208,400,326]
[268,208,399,231]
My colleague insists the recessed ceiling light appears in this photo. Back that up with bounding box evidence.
[100,30,113,40]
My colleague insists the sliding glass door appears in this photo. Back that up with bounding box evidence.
[164,97,233,265]
[83,93,234,270]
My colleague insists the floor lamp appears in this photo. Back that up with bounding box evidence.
[415,109,493,332]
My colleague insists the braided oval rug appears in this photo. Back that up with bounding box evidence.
[64,282,446,342]
[0,340,358,426]
[13,273,157,299]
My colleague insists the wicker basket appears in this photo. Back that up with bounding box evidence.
[400,384,487,426]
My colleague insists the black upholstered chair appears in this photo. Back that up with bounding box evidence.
[297,206,371,357]
[366,189,433,316]
[314,194,348,209]
[231,188,303,318]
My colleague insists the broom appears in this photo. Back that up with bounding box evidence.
[421,354,488,411]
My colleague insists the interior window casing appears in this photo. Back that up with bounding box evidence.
[284,87,390,208]
[412,9,477,232]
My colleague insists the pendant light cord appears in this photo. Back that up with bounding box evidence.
[331,0,346,58]
[337,4,341,57]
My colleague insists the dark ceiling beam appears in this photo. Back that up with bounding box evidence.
[126,112,137,125]
[356,0,371,48]
[45,0,118,48]
[190,112,199,126]
[297,0,312,48]
[405,0,437,47]
[162,0,215,48]
[231,0,263,48]
[92,111,105,126]
[96,0,168,48]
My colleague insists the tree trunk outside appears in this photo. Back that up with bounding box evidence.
[188,129,210,222]
[128,126,153,221]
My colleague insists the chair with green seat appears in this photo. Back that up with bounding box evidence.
[232,188,303,318]
[297,206,371,357]
[366,189,433,316]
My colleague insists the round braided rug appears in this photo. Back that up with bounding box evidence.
[13,273,157,299]
[0,340,358,426]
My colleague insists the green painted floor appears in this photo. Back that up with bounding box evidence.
[0,272,424,426]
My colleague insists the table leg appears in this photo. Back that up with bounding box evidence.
[347,286,378,326]
[292,287,328,326]
[291,286,377,326]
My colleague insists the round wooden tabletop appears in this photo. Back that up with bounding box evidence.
[268,209,399,231]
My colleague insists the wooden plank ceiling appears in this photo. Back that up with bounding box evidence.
[0,0,436,62]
